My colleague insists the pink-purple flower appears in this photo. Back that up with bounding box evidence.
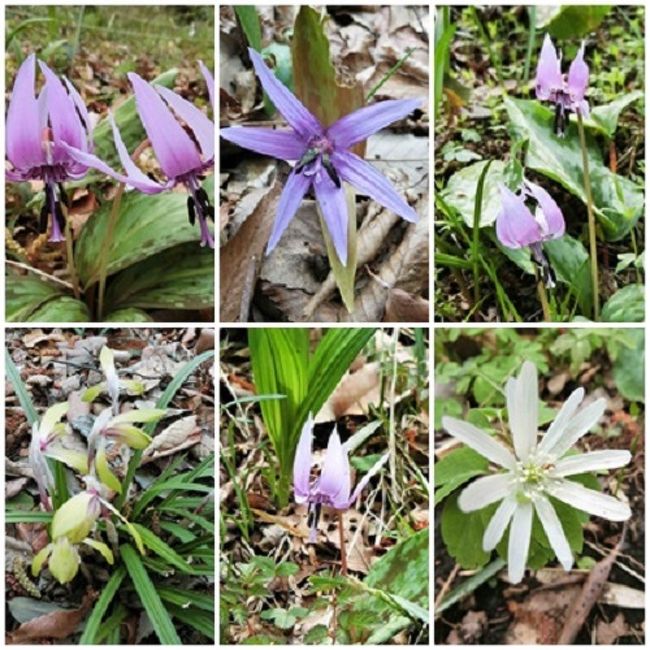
[221,48,421,264]
[6,54,93,242]
[64,65,215,247]
[293,415,388,543]
[496,180,565,287]
[535,34,589,135]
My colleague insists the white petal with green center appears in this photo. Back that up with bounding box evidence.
[442,417,516,470]
[39,401,69,437]
[546,479,631,521]
[552,450,631,477]
[483,494,518,551]
[51,491,96,542]
[508,362,538,461]
[533,495,573,570]
[546,398,606,460]
[508,501,533,584]
[537,387,584,455]
[458,473,513,512]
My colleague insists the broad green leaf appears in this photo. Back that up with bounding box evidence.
[104,307,154,322]
[601,285,644,323]
[587,91,644,138]
[434,447,488,506]
[79,566,126,644]
[6,273,65,321]
[536,5,611,39]
[104,242,214,311]
[234,6,261,50]
[75,175,214,287]
[28,296,90,322]
[120,544,181,645]
[612,328,644,402]
[504,97,643,241]
[442,160,506,227]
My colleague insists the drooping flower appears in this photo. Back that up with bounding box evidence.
[221,48,421,263]
[535,34,589,135]
[6,54,94,242]
[442,361,631,584]
[496,180,565,287]
[64,65,215,247]
[293,415,389,542]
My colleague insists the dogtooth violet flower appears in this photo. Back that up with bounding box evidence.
[6,54,93,242]
[32,476,143,584]
[293,415,389,542]
[63,65,215,247]
[496,179,565,288]
[442,361,631,584]
[535,34,589,136]
[221,48,421,264]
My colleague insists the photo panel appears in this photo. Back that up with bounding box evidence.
[434,326,644,644]
[220,5,430,323]
[5,327,215,643]
[220,326,430,643]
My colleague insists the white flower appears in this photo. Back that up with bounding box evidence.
[442,361,631,584]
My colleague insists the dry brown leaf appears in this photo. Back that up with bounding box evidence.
[141,415,201,464]
[384,288,429,322]
[8,591,95,643]
[595,612,629,644]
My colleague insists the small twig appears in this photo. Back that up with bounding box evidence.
[435,563,460,609]
[6,259,74,290]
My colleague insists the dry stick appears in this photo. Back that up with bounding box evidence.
[337,511,348,576]
[576,111,600,320]
[434,563,460,610]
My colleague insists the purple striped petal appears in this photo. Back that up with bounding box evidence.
[198,60,215,111]
[567,42,589,103]
[155,84,214,161]
[6,54,44,170]
[266,170,311,254]
[221,126,306,161]
[128,72,202,180]
[313,173,349,264]
[496,184,541,248]
[327,98,422,149]
[525,180,565,239]
[39,61,85,158]
[248,48,323,140]
[331,149,418,223]
[535,34,563,101]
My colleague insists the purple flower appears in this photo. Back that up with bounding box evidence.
[496,180,565,287]
[6,54,93,242]
[535,34,589,135]
[293,415,389,543]
[221,48,421,264]
[64,65,215,247]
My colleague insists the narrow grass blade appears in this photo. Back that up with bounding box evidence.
[166,604,215,639]
[129,523,198,574]
[5,511,53,524]
[472,160,493,308]
[158,586,214,612]
[5,349,38,425]
[79,566,126,644]
[120,543,181,644]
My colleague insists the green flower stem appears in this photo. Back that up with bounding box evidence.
[97,183,125,320]
[576,111,600,320]
[62,204,80,300]
[338,511,348,576]
[534,266,551,321]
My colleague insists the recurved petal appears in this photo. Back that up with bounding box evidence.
[293,415,314,503]
[458,473,513,512]
[483,494,518,551]
[509,361,539,462]
[156,84,214,161]
[496,184,541,249]
[552,450,632,477]
[507,501,533,584]
[347,451,389,506]
[266,170,311,255]
[535,33,563,100]
[546,479,631,521]
[533,495,574,570]
[327,98,422,149]
[128,72,202,179]
[6,54,44,170]
[546,398,607,460]
[331,149,418,222]
[538,387,585,456]
[567,41,589,102]
[442,416,517,470]
[220,126,306,161]
[313,173,349,264]
[525,180,565,239]
[198,60,215,110]
[248,48,322,139]
[318,428,351,508]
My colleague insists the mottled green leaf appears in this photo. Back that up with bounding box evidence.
[29,296,90,322]
[6,273,65,321]
[612,328,644,402]
[601,285,644,323]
